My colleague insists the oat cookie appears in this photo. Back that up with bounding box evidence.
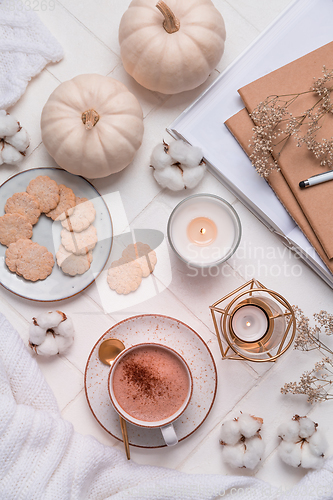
[64,197,89,217]
[75,197,88,205]
[61,225,97,255]
[56,244,93,276]
[5,238,31,272]
[122,242,157,277]
[26,175,60,213]
[107,257,143,294]
[4,192,41,225]
[61,199,96,232]
[0,213,33,246]
[46,184,76,221]
[6,238,54,281]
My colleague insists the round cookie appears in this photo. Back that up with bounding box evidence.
[46,184,76,221]
[60,225,97,255]
[26,175,60,213]
[122,242,157,277]
[0,213,33,246]
[6,238,54,281]
[75,197,88,205]
[65,197,89,217]
[4,192,41,225]
[107,257,143,294]
[5,238,30,272]
[61,199,96,232]
[56,244,93,276]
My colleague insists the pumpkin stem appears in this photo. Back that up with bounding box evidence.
[156,1,180,34]
[82,109,100,130]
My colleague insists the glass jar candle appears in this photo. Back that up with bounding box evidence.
[167,194,241,268]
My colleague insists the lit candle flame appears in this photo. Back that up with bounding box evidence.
[246,321,251,327]
[200,228,206,234]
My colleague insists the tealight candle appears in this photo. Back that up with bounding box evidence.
[231,305,269,342]
[187,216,217,246]
[167,194,241,267]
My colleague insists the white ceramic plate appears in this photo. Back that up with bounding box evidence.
[0,167,112,301]
[85,314,217,448]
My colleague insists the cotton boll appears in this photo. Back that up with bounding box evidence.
[222,442,245,468]
[183,147,203,169]
[0,110,19,137]
[37,311,63,330]
[182,165,206,189]
[150,143,173,170]
[1,143,23,164]
[55,335,73,354]
[182,146,203,168]
[308,430,328,457]
[168,140,191,163]
[238,413,262,438]
[55,316,74,338]
[6,127,30,152]
[151,140,205,190]
[246,436,265,458]
[277,419,300,442]
[243,437,264,470]
[29,323,46,346]
[35,335,58,356]
[300,442,323,469]
[220,419,242,446]
[153,166,184,191]
[29,311,74,356]
[298,417,316,439]
[278,440,302,468]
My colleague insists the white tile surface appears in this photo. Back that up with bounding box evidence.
[2,0,333,494]
[38,2,120,81]
[224,0,294,32]
[213,0,261,73]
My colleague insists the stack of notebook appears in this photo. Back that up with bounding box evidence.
[225,41,333,274]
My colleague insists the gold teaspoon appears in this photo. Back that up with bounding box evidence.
[98,338,130,460]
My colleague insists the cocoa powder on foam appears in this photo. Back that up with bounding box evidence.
[112,346,189,422]
[122,359,166,399]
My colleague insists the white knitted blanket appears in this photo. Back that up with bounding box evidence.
[0,0,63,110]
[1,312,333,500]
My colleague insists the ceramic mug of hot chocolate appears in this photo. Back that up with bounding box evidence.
[108,343,193,446]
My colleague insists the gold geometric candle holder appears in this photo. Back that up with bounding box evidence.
[209,279,296,362]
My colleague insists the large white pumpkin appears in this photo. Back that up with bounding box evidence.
[119,0,226,94]
[41,74,144,179]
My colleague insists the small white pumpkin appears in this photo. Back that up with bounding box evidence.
[119,0,226,94]
[41,74,144,179]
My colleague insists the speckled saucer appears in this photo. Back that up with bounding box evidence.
[84,314,217,448]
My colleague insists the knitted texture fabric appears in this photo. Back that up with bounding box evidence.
[0,0,63,110]
[1,312,333,500]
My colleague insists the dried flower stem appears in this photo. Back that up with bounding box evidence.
[281,307,333,403]
[250,67,333,177]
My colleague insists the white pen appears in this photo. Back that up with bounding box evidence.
[299,169,333,188]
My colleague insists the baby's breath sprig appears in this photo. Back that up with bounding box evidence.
[249,67,333,177]
[281,307,333,403]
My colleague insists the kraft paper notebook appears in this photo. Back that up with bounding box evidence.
[168,0,333,289]
[237,41,333,260]
[225,108,333,275]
